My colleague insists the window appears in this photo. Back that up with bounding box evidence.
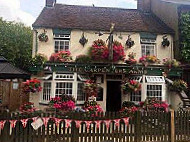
[54,34,70,53]
[42,82,51,102]
[130,91,141,102]
[77,82,85,101]
[55,82,73,97]
[141,44,155,56]
[147,85,162,101]
[129,76,142,102]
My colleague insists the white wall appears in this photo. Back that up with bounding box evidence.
[33,28,174,62]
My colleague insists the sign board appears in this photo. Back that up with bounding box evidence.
[31,118,43,130]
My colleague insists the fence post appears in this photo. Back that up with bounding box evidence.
[134,111,141,142]
[170,110,175,142]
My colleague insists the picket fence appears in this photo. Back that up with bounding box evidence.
[0,110,190,142]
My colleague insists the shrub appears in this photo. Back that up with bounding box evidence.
[169,80,188,92]
[75,54,92,63]
[30,54,47,66]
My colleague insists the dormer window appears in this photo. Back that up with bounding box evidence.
[54,34,70,53]
[53,29,71,53]
[141,39,156,56]
[140,33,157,56]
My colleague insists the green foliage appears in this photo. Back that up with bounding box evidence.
[180,12,190,62]
[0,18,33,71]
[30,54,47,66]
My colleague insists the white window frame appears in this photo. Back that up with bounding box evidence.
[40,81,52,104]
[76,82,85,104]
[141,44,156,56]
[129,76,142,103]
[144,76,166,101]
[54,81,74,97]
[54,34,70,53]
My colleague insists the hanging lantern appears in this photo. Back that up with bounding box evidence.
[79,33,88,46]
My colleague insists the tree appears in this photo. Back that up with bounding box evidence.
[180,12,190,62]
[0,18,33,71]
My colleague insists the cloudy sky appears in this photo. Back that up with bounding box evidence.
[0,0,137,26]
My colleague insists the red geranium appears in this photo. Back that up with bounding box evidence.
[49,51,72,62]
[22,78,42,93]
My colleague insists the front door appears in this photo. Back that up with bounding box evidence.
[106,81,121,112]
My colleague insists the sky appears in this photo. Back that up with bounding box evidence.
[0,0,137,26]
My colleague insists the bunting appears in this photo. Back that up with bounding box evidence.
[54,118,62,127]
[65,119,72,128]
[9,120,17,128]
[0,117,129,130]
[21,119,29,128]
[0,121,6,130]
[42,117,50,127]
[75,120,82,128]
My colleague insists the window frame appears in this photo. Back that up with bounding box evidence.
[141,43,156,57]
[40,81,52,104]
[54,34,70,53]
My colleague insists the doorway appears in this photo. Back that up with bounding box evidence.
[106,81,121,112]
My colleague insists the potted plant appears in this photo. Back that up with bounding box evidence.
[49,95,76,113]
[49,51,73,62]
[30,54,47,66]
[163,58,180,68]
[125,52,137,65]
[139,98,169,112]
[22,78,42,93]
[83,100,103,116]
[162,35,170,47]
[79,33,88,46]
[88,39,109,61]
[83,80,98,100]
[112,40,125,62]
[38,30,48,42]
[126,35,135,48]
[139,55,160,66]
[168,80,188,92]
[19,102,37,113]
[121,79,141,93]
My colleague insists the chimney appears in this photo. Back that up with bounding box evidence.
[46,0,56,7]
[137,0,151,13]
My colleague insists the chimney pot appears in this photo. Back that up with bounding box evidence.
[46,0,56,7]
[137,0,151,13]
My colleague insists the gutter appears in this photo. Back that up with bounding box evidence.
[33,29,38,56]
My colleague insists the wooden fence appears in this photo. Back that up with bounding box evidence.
[0,110,190,142]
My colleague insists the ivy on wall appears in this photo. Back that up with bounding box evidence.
[180,12,190,62]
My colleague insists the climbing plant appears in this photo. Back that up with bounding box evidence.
[180,12,190,62]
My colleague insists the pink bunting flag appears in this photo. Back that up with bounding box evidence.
[95,120,101,129]
[9,120,17,128]
[32,117,38,122]
[0,120,6,130]
[21,119,28,128]
[54,118,62,127]
[75,120,82,128]
[85,121,92,130]
[42,117,50,127]
[114,119,121,128]
[122,117,129,126]
[104,120,111,130]
[65,119,72,128]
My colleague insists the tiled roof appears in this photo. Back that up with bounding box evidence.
[0,57,30,79]
[161,0,190,5]
[33,4,174,34]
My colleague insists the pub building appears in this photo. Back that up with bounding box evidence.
[30,0,183,111]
